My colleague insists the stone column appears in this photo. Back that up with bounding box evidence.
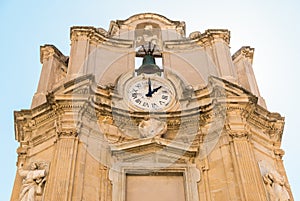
[43,130,79,200]
[228,130,267,201]
[99,166,112,201]
[218,134,240,200]
[197,156,212,201]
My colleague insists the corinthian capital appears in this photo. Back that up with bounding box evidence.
[57,128,79,138]
[228,131,250,139]
[225,123,251,140]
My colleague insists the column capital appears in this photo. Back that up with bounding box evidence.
[56,128,79,139]
[225,122,251,140]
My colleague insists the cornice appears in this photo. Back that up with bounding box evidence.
[113,13,184,28]
[70,26,133,48]
[164,29,230,52]
[224,99,284,143]
[164,39,199,50]
[195,29,231,46]
[164,29,230,50]
[248,109,284,143]
[70,26,103,41]
[40,44,68,65]
[232,46,255,64]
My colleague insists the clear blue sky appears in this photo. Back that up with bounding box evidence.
[1,0,299,200]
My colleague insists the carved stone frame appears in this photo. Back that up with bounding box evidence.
[109,162,200,201]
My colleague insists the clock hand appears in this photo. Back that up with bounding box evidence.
[151,86,162,94]
[145,78,152,97]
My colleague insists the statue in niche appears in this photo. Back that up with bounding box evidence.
[138,117,167,138]
[259,161,290,201]
[18,162,48,201]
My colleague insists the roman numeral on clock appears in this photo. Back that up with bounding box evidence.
[143,102,149,107]
[162,95,168,100]
[159,101,165,105]
[151,103,158,108]
[135,99,142,104]
[132,93,138,99]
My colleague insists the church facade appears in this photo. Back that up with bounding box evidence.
[11,13,293,201]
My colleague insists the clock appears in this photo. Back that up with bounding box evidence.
[125,75,175,111]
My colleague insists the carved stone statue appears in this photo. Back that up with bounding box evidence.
[263,171,290,201]
[18,162,47,201]
[259,161,290,201]
[138,117,167,138]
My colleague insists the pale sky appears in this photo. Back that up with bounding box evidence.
[1,0,299,200]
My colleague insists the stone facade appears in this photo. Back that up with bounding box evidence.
[11,13,293,201]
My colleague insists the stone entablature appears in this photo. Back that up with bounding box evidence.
[16,75,284,146]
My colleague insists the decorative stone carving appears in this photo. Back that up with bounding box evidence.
[135,24,161,48]
[259,161,290,201]
[274,149,285,160]
[189,31,201,40]
[263,172,290,201]
[228,131,250,139]
[138,117,167,138]
[232,46,254,63]
[18,162,49,201]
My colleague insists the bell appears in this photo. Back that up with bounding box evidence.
[136,44,162,76]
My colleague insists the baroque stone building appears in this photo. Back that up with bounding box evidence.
[11,13,293,201]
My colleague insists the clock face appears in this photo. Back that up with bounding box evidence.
[126,77,174,111]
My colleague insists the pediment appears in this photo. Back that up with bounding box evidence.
[110,137,198,163]
[108,13,186,39]
[112,13,184,29]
